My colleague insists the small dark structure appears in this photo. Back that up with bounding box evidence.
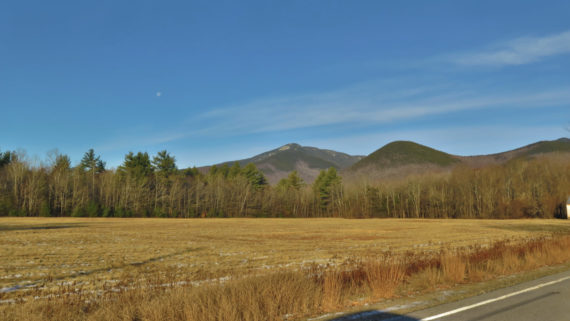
[567,197,570,219]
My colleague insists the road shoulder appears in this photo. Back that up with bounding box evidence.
[323,262,570,321]
[407,268,570,320]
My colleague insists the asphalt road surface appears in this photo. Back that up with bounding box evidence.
[335,269,570,321]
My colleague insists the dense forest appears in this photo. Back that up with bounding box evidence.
[0,148,568,219]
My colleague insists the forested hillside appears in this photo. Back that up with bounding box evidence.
[0,147,568,219]
[209,143,363,184]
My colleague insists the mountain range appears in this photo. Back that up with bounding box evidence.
[204,138,570,184]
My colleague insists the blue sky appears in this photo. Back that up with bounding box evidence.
[1,1,569,168]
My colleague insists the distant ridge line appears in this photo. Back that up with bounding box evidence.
[200,138,570,184]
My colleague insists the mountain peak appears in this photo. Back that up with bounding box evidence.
[216,143,362,184]
[278,143,301,151]
[351,140,459,171]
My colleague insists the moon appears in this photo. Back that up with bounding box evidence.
[156,91,162,97]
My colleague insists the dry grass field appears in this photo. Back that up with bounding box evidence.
[1,218,570,320]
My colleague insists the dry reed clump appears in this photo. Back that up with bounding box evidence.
[3,235,570,321]
[145,271,322,321]
[362,259,406,299]
[408,266,441,291]
[321,270,343,311]
[440,250,466,284]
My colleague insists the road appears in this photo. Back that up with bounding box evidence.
[334,269,570,321]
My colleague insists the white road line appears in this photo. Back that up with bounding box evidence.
[419,275,570,320]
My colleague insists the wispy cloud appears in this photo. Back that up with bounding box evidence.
[96,72,570,162]
[192,83,570,137]
[191,81,449,134]
[98,31,570,159]
[100,80,570,155]
[450,30,570,66]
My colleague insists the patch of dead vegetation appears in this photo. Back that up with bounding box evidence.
[1,218,570,320]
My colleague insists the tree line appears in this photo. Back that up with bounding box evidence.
[0,148,568,219]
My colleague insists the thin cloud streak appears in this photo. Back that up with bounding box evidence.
[450,30,570,66]
[97,80,570,155]
[193,85,570,136]
[102,83,570,152]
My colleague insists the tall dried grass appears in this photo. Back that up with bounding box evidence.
[2,235,570,321]
[363,259,406,299]
[440,251,466,283]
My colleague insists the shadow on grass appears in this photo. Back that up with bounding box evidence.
[487,223,570,234]
[331,310,419,321]
[53,247,204,281]
[3,247,205,294]
[0,223,86,232]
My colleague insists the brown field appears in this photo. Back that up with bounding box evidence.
[1,218,570,320]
